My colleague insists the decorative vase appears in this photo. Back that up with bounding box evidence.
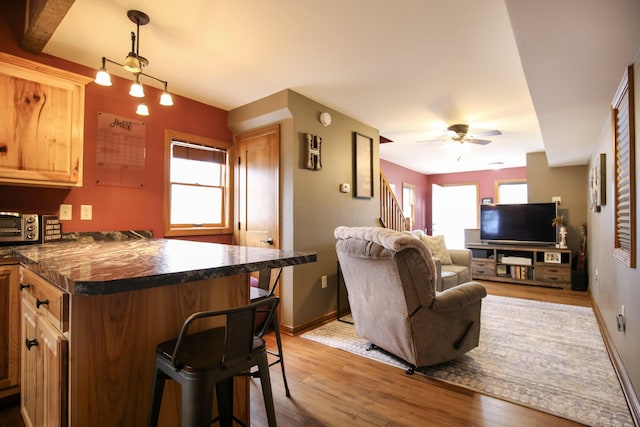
[559,226,568,248]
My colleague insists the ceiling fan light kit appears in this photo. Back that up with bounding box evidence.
[447,123,470,139]
[94,10,173,115]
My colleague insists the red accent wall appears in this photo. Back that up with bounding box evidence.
[381,159,526,233]
[0,10,233,243]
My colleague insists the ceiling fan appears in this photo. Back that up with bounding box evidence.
[420,124,502,145]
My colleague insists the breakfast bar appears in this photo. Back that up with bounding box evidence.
[13,238,316,427]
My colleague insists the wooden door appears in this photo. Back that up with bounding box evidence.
[236,125,280,249]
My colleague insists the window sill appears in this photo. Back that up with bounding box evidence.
[164,226,232,237]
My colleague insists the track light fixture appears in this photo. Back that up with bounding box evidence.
[94,10,173,115]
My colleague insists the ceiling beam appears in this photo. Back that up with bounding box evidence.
[20,0,75,54]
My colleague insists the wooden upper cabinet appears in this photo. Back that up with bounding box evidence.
[0,52,91,187]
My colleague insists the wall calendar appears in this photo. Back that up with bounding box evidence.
[96,112,146,188]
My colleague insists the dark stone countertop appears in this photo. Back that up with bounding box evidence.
[13,238,317,296]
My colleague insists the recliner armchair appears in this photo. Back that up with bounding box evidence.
[334,226,487,372]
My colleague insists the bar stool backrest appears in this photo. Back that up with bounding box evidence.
[170,295,279,370]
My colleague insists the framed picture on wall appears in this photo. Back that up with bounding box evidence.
[354,132,373,198]
[596,153,606,207]
[589,166,600,212]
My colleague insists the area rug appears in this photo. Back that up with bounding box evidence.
[302,295,634,427]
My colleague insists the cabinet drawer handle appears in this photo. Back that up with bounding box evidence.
[25,339,38,350]
[36,299,49,309]
[20,284,31,291]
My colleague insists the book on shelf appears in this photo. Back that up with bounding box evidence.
[510,265,532,280]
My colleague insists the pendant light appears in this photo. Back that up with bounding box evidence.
[94,10,173,115]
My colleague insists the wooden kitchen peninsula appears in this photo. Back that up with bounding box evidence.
[13,239,316,427]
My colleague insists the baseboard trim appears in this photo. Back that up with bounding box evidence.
[280,310,339,336]
[592,300,640,426]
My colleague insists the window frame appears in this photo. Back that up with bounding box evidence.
[164,129,233,237]
[611,65,636,268]
[495,179,527,204]
[402,182,415,230]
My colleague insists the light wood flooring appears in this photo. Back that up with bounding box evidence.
[1,281,592,426]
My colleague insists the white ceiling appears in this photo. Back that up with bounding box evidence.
[42,0,640,174]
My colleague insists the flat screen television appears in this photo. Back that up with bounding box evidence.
[480,202,557,245]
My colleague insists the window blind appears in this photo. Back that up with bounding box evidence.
[171,140,226,164]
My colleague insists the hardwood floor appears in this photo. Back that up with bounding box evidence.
[253,281,591,427]
[0,281,591,426]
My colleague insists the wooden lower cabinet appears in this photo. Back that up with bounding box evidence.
[21,295,68,427]
[18,266,249,426]
[20,298,37,426]
[0,263,20,400]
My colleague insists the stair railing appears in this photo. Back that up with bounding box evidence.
[379,170,410,232]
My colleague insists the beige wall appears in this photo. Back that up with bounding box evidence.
[526,152,588,253]
[587,59,640,393]
[229,89,379,329]
[526,57,640,399]
[230,86,640,401]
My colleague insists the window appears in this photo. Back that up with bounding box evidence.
[164,129,232,236]
[496,180,527,204]
[612,65,636,267]
[402,183,415,229]
[432,183,478,248]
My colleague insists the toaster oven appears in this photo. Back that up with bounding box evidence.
[0,212,40,243]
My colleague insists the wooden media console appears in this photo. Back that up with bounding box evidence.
[466,243,572,289]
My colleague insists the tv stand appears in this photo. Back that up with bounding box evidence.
[466,243,572,289]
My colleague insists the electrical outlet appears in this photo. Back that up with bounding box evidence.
[617,313,626,332]
[321,275,328,289]
[59,204,72,220]
[80,204,93,220]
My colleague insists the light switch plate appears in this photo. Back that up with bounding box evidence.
[80,205,92,220]
[59,204,72,220]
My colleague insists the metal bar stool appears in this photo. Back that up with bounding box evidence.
[147,296,279,427]
[248,267,291,397]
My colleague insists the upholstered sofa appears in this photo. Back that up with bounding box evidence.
[407,230,472,291]
[334,226,487,371]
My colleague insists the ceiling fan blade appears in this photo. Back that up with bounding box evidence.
[465,138,492,145]
[416,139,441,144]
[470,129,502,137]
[416,135,448,143]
